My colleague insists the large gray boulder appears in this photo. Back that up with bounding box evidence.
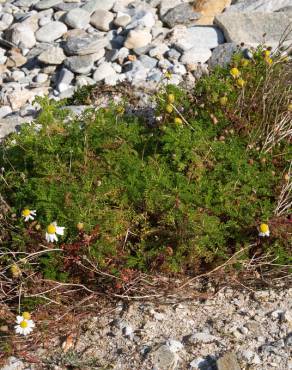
[215,12,292,47]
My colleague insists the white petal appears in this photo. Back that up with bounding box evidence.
[45,232,50,242]
[23,327,33,335]
[56,226,64,236]
[28,215,34,220]
[15,325,21,333]
[52,221,57,226]
[27,320,35,328]
[16,316,23,324]
[31,210,37,215]
[24,216,30,222]
[53,234,58,242]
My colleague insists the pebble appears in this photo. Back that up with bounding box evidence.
[82,0,115,14]
[56,67,75,92]
[93,62,116,82]
[90,9,114,31]
[35,0,61,10]
[38,46,66,65]
[63,34,108,55]
[34,73,48,84]
[64,54,95,74]
[161,3,200,28]
[64,8,91,29]
[8,23,36,49]
[114,12,131,27]
[181,47,212,64]
[35,21,68,42]
[124,29,152,49]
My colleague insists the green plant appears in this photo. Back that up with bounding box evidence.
[0,47,291,289]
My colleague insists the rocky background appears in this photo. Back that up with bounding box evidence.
[0,0,292,139]
[1,286,292,370]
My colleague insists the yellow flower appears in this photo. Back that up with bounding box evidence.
[10,264,21,278]
[259,223,270,237]
[165,71,172,79]
[264,50,271,57]
[174,117,183,125]
[265,57,273,66]
[22,312,31,320]
[168,94,175,103]
[166,104,173,114]
[236,78,246,88]
[21,209,36,222]
[288,103,292,112]
[240,59,249,67]
[230,67,240,79]
[219,96,228,106]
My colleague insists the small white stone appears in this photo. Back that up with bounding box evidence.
[166,339,183,353]
[11,70,25,82]
[34,73,48,84]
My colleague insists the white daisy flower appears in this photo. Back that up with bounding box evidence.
[45,221,65,243]
[15,313,35,336]
[258,223,270,237]
[21,209,36,222]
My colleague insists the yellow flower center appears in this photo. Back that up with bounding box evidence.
[47,224,56,234]
[264,50,271,57]
[230,68,240,78]
[22,312,31,320]
[22,209,30,217]
[11,264,21,277]
[20,320,28,328]
[260,223,269,233]
[166,104,173,113]
[237,78,245,88]
[220,96,228,106]
[174,117,183,125]
[240,59,249,67]
[168,94,175,103]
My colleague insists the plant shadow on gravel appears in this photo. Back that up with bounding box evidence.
[0,46,291,325]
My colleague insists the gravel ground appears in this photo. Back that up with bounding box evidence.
[2,285,291,370]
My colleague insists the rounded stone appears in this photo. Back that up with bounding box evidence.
[64,8,90,29]
[38,46,66,65]
[90,9,114,31]
[124,30,152,49]
[9,23,36,49]
[35,21,68,42]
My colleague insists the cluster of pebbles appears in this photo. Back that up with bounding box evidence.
[2,286,292,369]
[0,0,291,138]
